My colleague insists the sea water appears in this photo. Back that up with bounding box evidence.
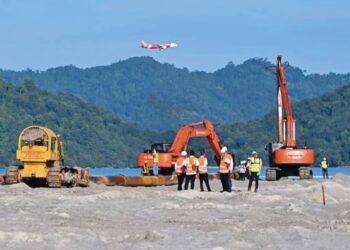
[1,167,350,178]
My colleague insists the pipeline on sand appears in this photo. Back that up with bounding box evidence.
[89,173,239,187]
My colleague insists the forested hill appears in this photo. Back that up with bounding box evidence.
[0,79,349,168]
[1,57,350,131]
[0,80,155,168]
[204,84,350,166]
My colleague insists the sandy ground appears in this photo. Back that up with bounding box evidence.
[1,175,350,250]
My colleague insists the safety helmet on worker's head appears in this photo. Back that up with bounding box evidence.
[153,149,156,153]
[252,151,258,156]
[181,151,187,157]
[144,160,148,163]
[323,157,327,160]
[241,160,247,164]
[220,146,228,154]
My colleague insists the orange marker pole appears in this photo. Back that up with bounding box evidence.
[322,184,326,206]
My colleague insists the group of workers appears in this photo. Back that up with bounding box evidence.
[175,150,212,191]
[236,151,263,192]
[142,148,331,191]
[142,149,159,176]
[174,146,263,193]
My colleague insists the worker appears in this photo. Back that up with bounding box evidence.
[238,160,247,181]
[184,150,199,190]
[198,150,211,192]
[248,151,262,192]
[219,146,233,192]
[320,157,329,179]
[142,160,150,176]
[153,149,159,176]
[175,151,187,191]
[246,157,251,180]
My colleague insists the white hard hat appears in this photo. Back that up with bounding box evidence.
[153,149,156,153]
[220,146,228,154]
[242,160,247,164]
[252,151,257,155]
[181,151,187,156]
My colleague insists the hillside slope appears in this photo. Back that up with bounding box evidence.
[1,57,349,131]
[0,80,154,168]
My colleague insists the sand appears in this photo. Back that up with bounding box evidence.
[0,175,350,250]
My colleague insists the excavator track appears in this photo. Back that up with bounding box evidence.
[47,168,62,188]
[266,168,277,181]
[5,166,20,184]
[299,168,313,180]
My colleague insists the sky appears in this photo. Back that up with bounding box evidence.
[0,0,349,73]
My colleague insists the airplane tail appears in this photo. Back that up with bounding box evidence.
[140,40,147,47]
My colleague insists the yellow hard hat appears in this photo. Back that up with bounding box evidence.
[144,160,148,163]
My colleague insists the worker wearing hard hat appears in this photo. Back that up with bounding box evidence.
[248,151,262,192]
[175,151,188,191]
[153,149,159,176]
[320,156,329,179]
[142,160,150,176]
[184,150,199,190]
[219,146,233,192]
[238,160,247,181]
[198,150,211,192]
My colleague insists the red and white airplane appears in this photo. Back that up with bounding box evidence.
[140,40,178,50]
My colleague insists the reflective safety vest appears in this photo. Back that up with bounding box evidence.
[175,157,186,175]
[142,164,149,175]
[219,153,232,174]
[198,155,208,174]
[250,157,261,173]
[153,153,159,164]
[321,160,328,169]
[186,156,197,175]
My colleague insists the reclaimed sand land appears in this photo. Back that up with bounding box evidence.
[1,175,350,250]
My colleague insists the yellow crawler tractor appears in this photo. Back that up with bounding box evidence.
[5,126,89,187]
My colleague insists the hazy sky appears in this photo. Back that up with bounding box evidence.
[0,0,349,73]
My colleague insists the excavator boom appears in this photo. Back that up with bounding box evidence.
[276,55,295,147]
[169,120,222,159]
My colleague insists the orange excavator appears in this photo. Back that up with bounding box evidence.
[137,120,227,175]
[266,55,314,181]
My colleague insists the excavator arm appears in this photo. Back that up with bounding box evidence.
[276,55,296,148]
[169,120,222,159]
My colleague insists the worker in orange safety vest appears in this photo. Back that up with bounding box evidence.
[219,146,233,192]
[184,150,199,190]
[198,150,211,192]
[175,151,187,191]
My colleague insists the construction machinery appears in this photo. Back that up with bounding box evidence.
[137,120,231,175]
[5,126,89,187]
[266,55,314,181]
